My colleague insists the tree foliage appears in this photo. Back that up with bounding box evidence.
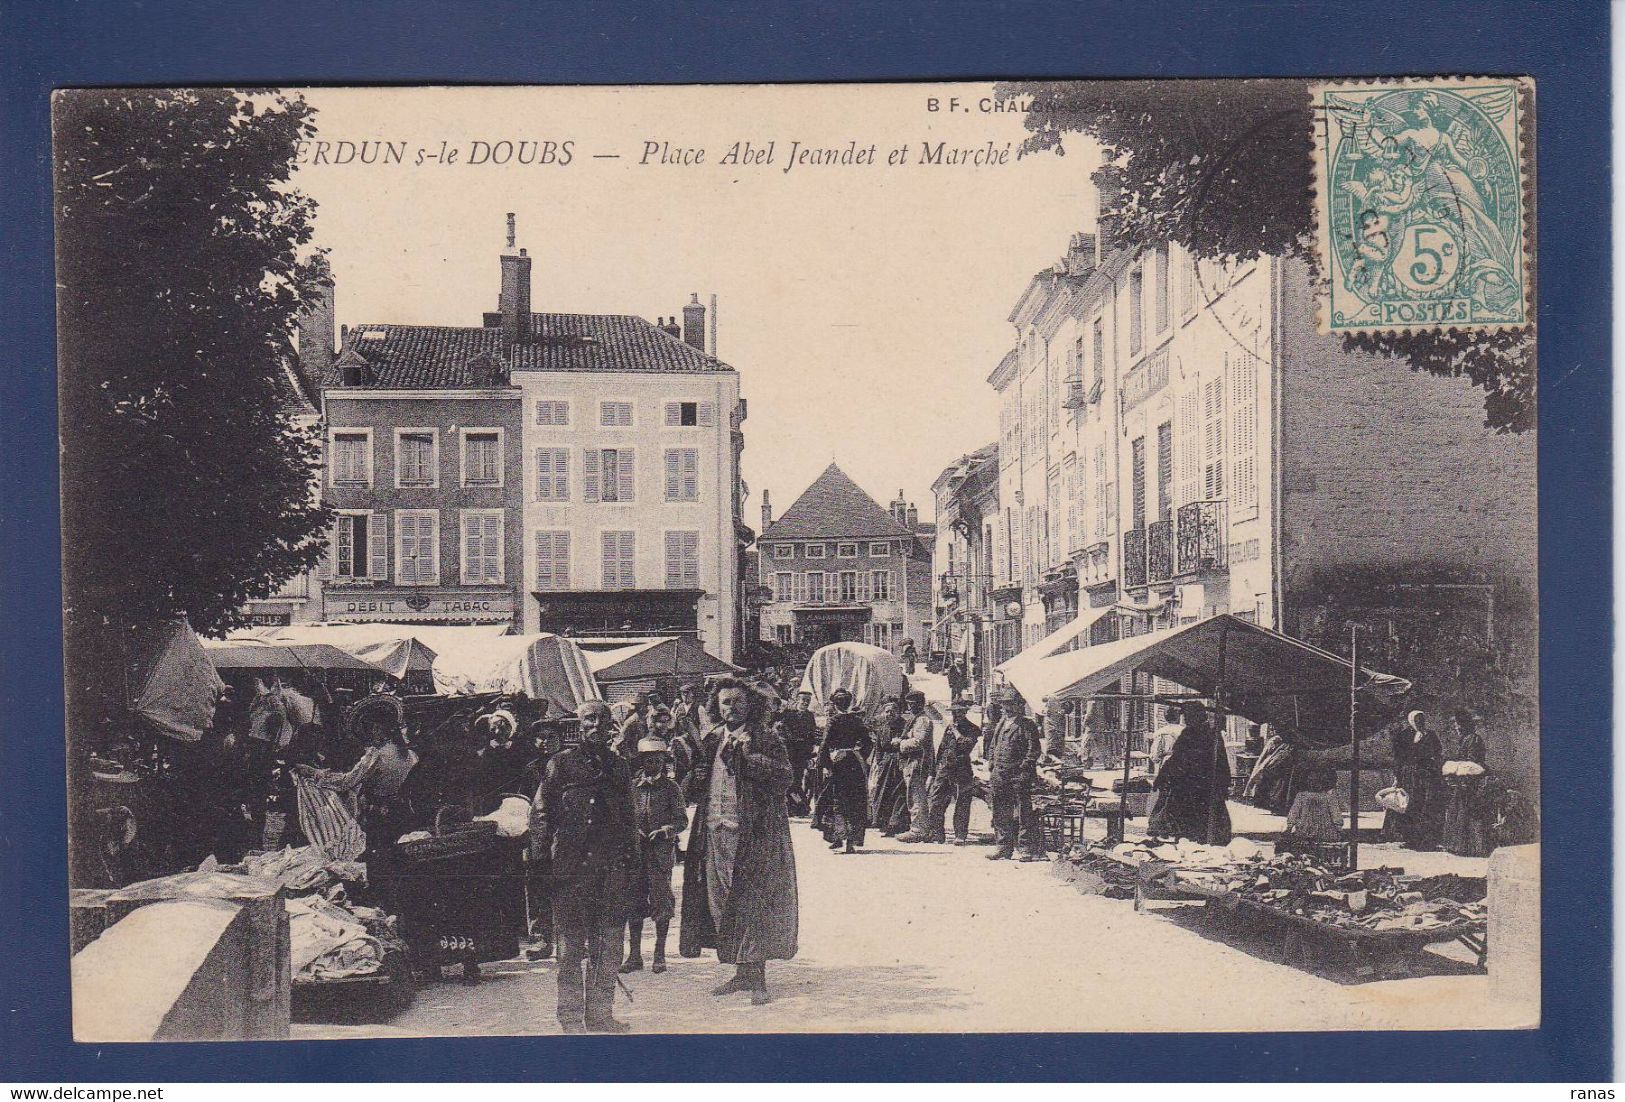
[999,79,1534,433]
[55,88,333,639]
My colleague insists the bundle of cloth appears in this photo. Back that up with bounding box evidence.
[287,894,386,981]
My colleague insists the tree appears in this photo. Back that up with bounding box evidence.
[999,79,1534,433]
[55,88,333,644]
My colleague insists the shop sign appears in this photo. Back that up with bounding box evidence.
[244,610,293,626]
[325,588,514,622]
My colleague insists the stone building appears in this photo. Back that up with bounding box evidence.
[930,443,999,699]
[756,464,933,653]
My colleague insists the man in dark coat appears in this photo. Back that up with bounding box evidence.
[680,678,799,1005]
[986,689,1046,861]
[529,700,639,1034]
[781,691,820,816]
[921,699,982,844]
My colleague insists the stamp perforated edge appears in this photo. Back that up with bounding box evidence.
[1310,75,1536,337]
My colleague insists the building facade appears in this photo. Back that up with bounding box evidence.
[756,464,933,654]
[982,208,1538,786]
[294,219,747,661]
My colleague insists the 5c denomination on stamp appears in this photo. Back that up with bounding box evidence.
[1312,77,1533,334]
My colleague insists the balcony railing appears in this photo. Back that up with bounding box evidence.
[1176,499,1228,575]
[1122,528,1148,589]
[1061,375,1087,409]
[1147,519,1174,583]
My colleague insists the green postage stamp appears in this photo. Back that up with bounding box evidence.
[1313,77,1533,333]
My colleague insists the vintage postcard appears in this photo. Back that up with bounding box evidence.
[53,81,1539,1041]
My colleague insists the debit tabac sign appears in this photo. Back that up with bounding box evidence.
[324,588,514,623]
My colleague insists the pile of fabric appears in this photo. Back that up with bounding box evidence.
[214,846,366,895]
[1052,842,1145,898]
[286,894,405,981]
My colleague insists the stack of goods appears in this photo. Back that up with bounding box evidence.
[1170,851,1488,934]
[210,846,410,984]
[1051,841,1145,898]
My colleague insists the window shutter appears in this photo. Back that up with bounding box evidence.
[368,513,389,580]
[602,532,617,588]
[318,521,336,579]
[425,512,440,585]
[682,450,698,501]
[697,402,715,427]
[617,448,635,502]
[664,402,681,427]
[484,514,504,583]
[665,450,680,500]
[583,450,600,503]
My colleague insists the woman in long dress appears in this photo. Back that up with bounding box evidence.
[1383,709,1445,851]
[813,690,873,853]
[1147,706,1233,845]
[866,698,910,836]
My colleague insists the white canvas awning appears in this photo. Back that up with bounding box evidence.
[995,603,1125,707]
[1013,614,1411,728]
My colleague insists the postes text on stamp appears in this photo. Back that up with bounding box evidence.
[1312,77,1532,334]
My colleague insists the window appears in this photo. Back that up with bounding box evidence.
[534,400,570,427]
[1092,444,1110,541]
[772,544,793,559]
[535,531,570,591]
[1154,246,1170,332]
[460,510,504,584]
[1156,422,1173,523]
[664,448,699,502]
[1229,347,1260,518]
[869,542,891,557]
[665,531,700,588]
[395,430,437,488]
[395,510,439,586]
[1047,343,1060,438]
[805,571,826,602]
[1131,437,1147,531]
[1180,248,1199,316]
[838,571,860,602]
[328,511,387,581]
[775,572,795,602]
[535,447,569,501]
[601,531,636,589]
[805,543,826,559]
[1203,377,1226,500]
[774,624,794,645]
[331,431,373,486]
[871,570,893,601]
[837,542,858,558]
[1091,317,1105,390]
[1128,267,1144,356]
[664,401,716,428]
[583,448,635,503]
[600,401,634,428]
[1064,454,1081,551]
[461,430,502,486]
[1178,390,1201,506]
[865,622,894,650]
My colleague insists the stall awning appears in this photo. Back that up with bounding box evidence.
[202,641,386,674]
[584,637,737,683]
[132,621,226,742]
[1019,614,1410,727]
[995,603,1125,706]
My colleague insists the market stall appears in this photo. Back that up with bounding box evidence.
[580,636,737,701]
[425,631,600,712]
[232,623,445,694]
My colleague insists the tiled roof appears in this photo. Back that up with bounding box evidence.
[759,464,916,542]
[323,312,733,390]
[276,361,319,417]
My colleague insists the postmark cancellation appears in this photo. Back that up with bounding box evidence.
[1312,76,1533,334]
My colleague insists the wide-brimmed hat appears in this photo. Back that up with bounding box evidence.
[636,736,670,755]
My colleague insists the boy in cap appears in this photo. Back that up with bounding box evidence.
[622,734,687,974]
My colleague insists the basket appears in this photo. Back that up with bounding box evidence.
[397,819,500,864]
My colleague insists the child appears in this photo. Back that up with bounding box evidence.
[622,736,688,974]
[1284,768,1344,842]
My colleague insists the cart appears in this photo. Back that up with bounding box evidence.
[375,816,526,983]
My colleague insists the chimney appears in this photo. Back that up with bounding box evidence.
[1095,179,1122,261]
[708,293,719,357]
[499,213,532,346]
[682,293,706,351]
[890,491,907,525]
[296,259,336,380]
[907,505,919,529]
[761,489,773,532]
[659,316,681,339]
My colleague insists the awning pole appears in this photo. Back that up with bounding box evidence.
[1120,666,1136,843]
[1348,623,1361,870]
[1210,621,1227,844]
